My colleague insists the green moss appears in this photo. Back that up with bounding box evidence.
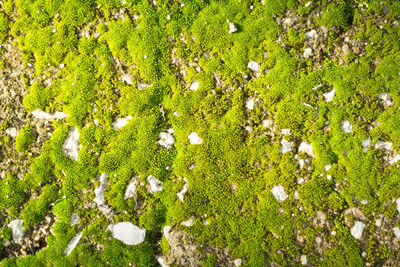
[318,2,353,30]
[15,124,35,153]
[23,82,53,111]
[22,184,59,229]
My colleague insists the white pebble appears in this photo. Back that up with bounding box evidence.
[63,231,82,255]
[323,89,335,102]
[190,81,199,91]
[341,120,353,134]
[188,132,203,145]
[247,61,260,72]
[271,184,288,202]
[62,127,81,161]
[112,116,132,130]
[8,220,24,243]
[280,138,293,154]
[181,216,195,227]
[350,221,366,239]
[147,175,163,194]
[108,222,146,245]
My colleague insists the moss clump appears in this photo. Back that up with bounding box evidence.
[15,124,35,153]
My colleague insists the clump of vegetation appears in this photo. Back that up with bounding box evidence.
[15,124,35,153]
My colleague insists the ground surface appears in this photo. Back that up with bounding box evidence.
[1,0,400,266]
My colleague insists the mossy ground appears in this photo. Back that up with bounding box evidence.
[1,0,400,266]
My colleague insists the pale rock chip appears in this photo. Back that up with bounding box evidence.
[350,221,366,239]
[233,258,242,266]
[396,198,400,213]
[246,99,255,110]
[156,256,168,267]
[163,225,171,241]
[281,129,291,135]
[177,178,189,202]
[303,48,313,58]
[341,120,353,134]
[305,29,317,40]
[124,180,137,200]
[271,184,288,202]
[375,141,392,150]
[300,255,308,265]
[361,139,371,153]
[5,127,18,137]
[147,175,163,194]
[229,22,238,33]
[298,142,315,158]
[190,81,199,91]
[188,132,203,145]
[8,220,24,243]
[70,213,80,226]
[280,138,292,154]
[112,116,132,130]
[323,89,335,102]
[31,109,68,120]
[247,61,260,72]
[62,127,81,161]
[378,93,393,106]
[108,222,146,245]
[94,173,108,206]
[158,130,175,149]
[181,216,195,227]
[63,231,82,255]
[138,83,151,90]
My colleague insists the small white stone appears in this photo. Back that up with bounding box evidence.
[393,227,400,238]
[300,255,308,265]
[305,30,317,40]
[147,175,163,194]
[112,116,132,130]
[361,139,371,153]
[247,61,260,72]
[5,127,18,137]
[389,154,400,165]
[323,89,335,102]
[177,178,189,202]
[294,191,300,200]
[108,222,146,245]
[281,129,291,135]
[173,111,180,117]
[163,225,171,241]
[375,141,392,150]
[263,119,273,128]
[121,74,132,85]
[280,138,292,154]
[350,221,366,239]
[62,127,81,161]
[360,199,368,205]
[188,132,203,145]
[190,81,199,91]
[246,99,255,110]
[324,164,332,171]
[8,220,24,243]
[305,1,312,7]
[138,83,151,90]
[94,173,108,205]
[158,131,175,149]
[156,256,168,267]
[63,231,82,255]
[303,48,313,58]
[271,184,288,202]
[298,142,315,158]
[341,120,353,134]
[181,216,195,227]
[31,109,68,120]
[233,258,242,266]
[378,93,393,106]
[228,22,237,33]
[70,213,80,226]
[375,218,382,228]
[124,181,137,200]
